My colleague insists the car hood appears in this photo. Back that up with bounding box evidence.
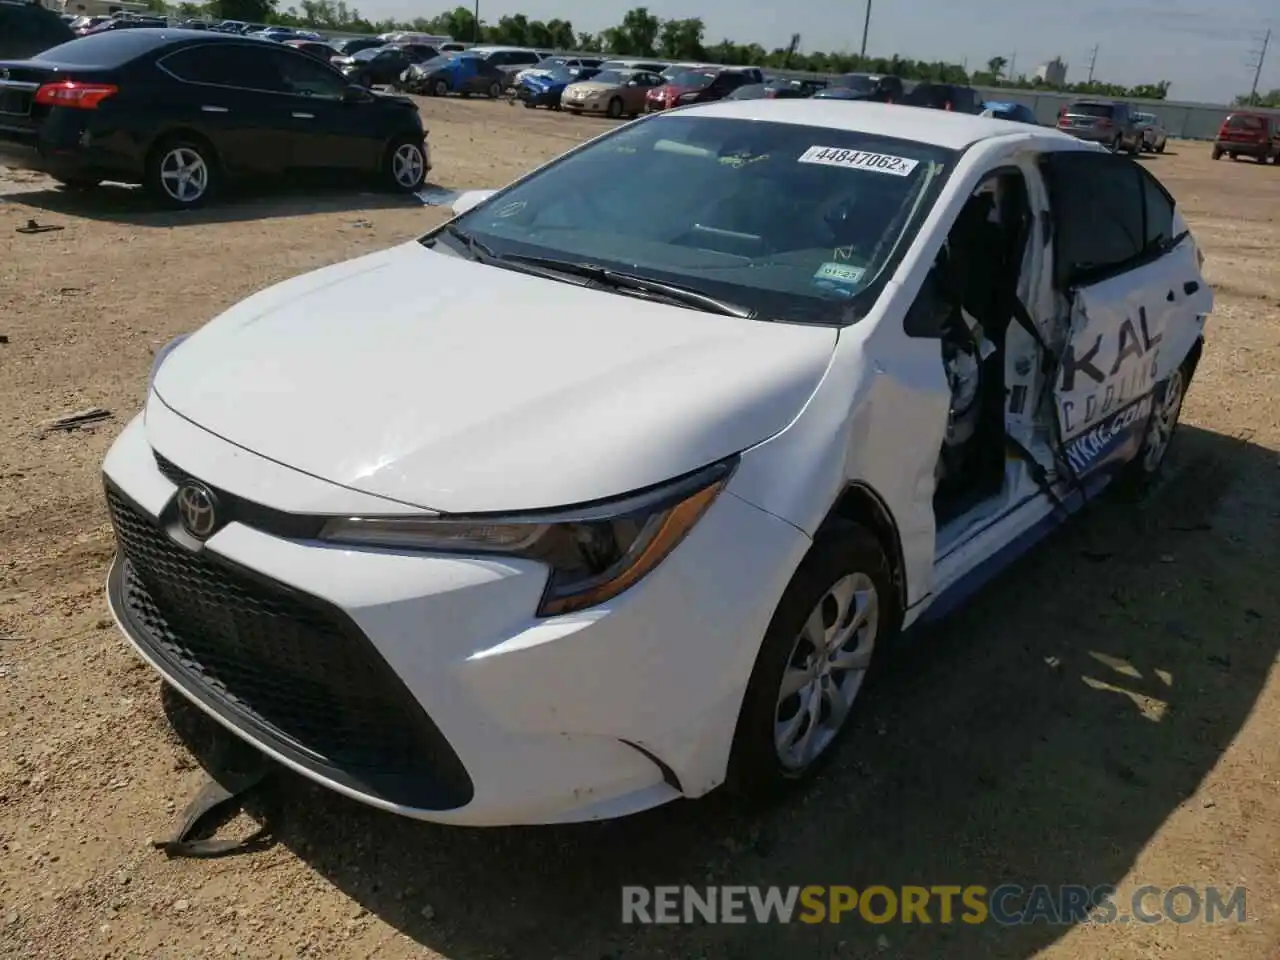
[566,80,621,95]
[152,242,837,514]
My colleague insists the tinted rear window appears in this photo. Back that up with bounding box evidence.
[1225,114,1264,129]
[33,30,181,66]
[1068,102,1115,118]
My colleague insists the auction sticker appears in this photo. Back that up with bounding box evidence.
[814,262,866,285]
[798,146,919,176]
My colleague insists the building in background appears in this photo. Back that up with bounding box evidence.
[1034,57,1068,86]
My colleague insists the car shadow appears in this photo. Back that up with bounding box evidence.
[0,177,434,227]
[162,422,1278,960]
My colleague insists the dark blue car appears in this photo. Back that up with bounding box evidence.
[981,100,1039,125]
[515,65,602,110]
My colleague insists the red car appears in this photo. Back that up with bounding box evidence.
[645,69,755,112]
[1211,112,1279,164]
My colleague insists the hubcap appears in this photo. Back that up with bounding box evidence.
[392,143,424,187]
[159,147,208,203]
[775,572,879,772]
[1142,369,1185,473]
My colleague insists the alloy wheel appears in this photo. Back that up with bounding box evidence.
[159,147,209,204]
[391,143,425,188]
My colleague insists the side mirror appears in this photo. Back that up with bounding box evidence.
[451,189,497,217]
[627,79,637,86]
[343,84,371,102]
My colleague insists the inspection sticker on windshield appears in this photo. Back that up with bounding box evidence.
[797,146,919,176]
[814,262,866,285]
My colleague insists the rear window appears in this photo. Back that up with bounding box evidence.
[31,30,179,66]
[1068,102,1115,118]
[1225,114,1264,129]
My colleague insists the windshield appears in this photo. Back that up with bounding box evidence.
[418,54,454,70]
[588,69,631,85]
[1133,112,1155,123]
[353,46,392,61]
[433,115,955,326]
[668,70,713,88]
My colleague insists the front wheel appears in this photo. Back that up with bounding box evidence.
[727,520,895,800]
[145,137,217,209]
[431,78,448,97]
[606,96,623,119]
[487,81,502,99]
[382,136,427,193]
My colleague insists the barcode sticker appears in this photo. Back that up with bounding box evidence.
[797,146,919,176]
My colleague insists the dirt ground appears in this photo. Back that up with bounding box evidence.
[1,97,1279,960]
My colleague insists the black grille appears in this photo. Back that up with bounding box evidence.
[106,484,473,810]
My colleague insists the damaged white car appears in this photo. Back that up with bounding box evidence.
[102,100,1212,826]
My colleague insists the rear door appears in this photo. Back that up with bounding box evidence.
[1041,150,1211,478]
[155,42,294,176]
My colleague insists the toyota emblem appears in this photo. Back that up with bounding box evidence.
[176,482,218,539]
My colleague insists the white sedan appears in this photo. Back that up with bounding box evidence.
[102,100,1212,826]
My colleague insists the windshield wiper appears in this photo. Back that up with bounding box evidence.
[438,223,499,261]
[498,254,755,318]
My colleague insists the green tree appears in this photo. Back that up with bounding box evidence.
[1234,88,1280,107]
[658,18,704,60]
[601,6,660,56]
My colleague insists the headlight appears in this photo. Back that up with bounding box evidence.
[319,458,736,616]
[148,334,189,389]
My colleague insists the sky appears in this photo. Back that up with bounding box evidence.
[361,0,1278,104]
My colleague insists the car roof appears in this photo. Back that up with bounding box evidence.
[674,99,1084,149]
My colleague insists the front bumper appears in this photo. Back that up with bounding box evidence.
[102,409,809,826]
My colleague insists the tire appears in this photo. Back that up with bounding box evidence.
[1230,152,1239,160]
[726,519,896,800]
[53,176,101,191]
[487,81,502,99]
[1109,136,1122,153]
[1157,141,1166,153]
[606,96,623,119]
[381,135,427,193]
[145,135,217,209]
[1112,358,1192,498]
[431,78,448,97]
[1211,147,1222,160]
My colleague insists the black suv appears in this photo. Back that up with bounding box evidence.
[0,0,74,61]
[902,82,981,113]
[0,30,431,208]
[829,72,905,102]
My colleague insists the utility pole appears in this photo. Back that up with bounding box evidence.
[1009,51,1016,81]
[1085,43,1099,83]
[1247,28,1271,106]
[473,0,480,42]
[859,0,871,59]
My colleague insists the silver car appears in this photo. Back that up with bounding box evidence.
[1133,111,1168,153]
[1055,99,1143,154]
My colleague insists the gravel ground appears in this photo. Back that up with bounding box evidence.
[1,99,1278,959]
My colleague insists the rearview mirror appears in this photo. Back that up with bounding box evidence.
[451,189,497,217]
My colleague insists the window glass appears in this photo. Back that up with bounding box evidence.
[163,44,271,87]
[1046,152,1145,285]
[443,115,957,326]
[1067,101,1115,118]
[271,49,346,98]
[1138,166,1175,249]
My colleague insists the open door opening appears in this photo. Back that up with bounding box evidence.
[931,170,1034,528]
